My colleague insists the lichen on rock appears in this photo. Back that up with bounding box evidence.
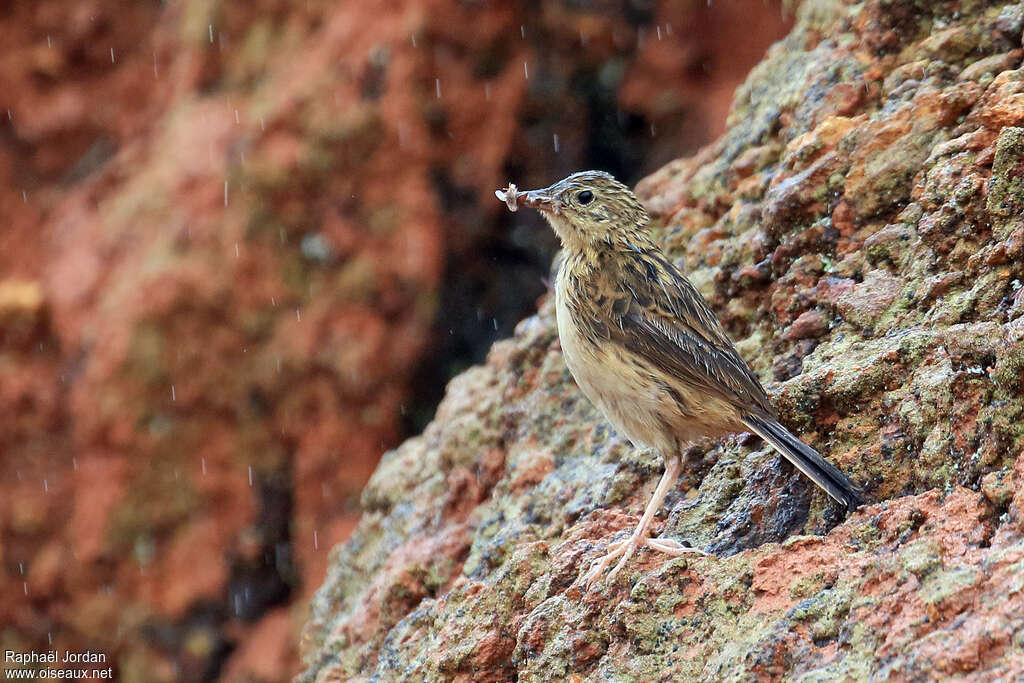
[301,1,1024,680]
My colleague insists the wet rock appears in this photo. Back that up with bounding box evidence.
[302,1,1024,679]
[0,0,792,679]
[785,309,830,341]
[834,269,903,332]
[987,126,1024,238]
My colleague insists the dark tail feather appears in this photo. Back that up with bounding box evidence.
[741,414,864,512]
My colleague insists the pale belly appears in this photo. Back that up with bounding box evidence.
[555,289,741,455]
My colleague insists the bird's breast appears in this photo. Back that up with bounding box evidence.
[555,279,673,451]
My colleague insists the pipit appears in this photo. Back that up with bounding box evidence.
[496,171,863,586]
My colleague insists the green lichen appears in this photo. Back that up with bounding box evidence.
[920,566,978,606]
[987,126,1024,239]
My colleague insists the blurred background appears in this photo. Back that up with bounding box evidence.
[0,0,791,680]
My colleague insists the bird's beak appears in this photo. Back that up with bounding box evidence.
[515,188,560,213]
[495,183,561,214]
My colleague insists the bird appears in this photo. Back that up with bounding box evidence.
[495,171,863,586]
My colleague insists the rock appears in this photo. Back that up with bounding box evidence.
[0,280,46,349]
[834,269,903,332]
[0,0,792,679]
[987,126,1024,238]
[302,1,1024,679]
[785,309,830,341]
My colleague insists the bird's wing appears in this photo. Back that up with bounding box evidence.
[579,247,773,413]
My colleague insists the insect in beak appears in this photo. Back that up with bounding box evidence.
[495,184,561,214]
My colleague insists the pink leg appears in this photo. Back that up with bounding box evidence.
[582,459,705,587]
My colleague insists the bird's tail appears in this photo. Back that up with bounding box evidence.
[741,414,864,512]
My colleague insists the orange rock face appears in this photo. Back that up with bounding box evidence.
[301,0,1024,680]
[0,0,789,680]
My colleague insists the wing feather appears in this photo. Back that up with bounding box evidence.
[576,249,773,414]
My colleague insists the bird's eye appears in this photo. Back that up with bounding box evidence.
[577,190,594,205]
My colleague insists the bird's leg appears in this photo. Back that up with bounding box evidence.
[584,457,699,586]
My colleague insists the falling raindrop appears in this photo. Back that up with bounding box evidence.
[259,117,266,131]
[484,83,491,100]
[43,479,48,493]
[6,109,11,120]
[520,25,525,39]
[657,25,662,40]
[47,35,52,48]
[666,23,673,36]
[523,61,529,79]
[209,24,214,43]
[650,123,657,136]
[314,531,319,550]
[248,466,253,487]
[171,385,176,401]
[296,309,301,322]
[23,583,28,596]
[22,190,27,203]
[435,78,442,99]
[411,34,417,48]
[224,180,229,206]
[110,47,115,63]
[234,109,240,124]
[553,134,560,152]
[276,356,281,373]
[153,51,158,78]
[19,563,24,575]
[72,458,78,471]
[201,458,207,475]
[493,318,498,330]
[271,296,276,306]
[235,242,240,258]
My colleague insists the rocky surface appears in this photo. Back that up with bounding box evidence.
[301,1,1024,680]
[0,0,788,680]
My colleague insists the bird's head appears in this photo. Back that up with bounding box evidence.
[497,171,650,251]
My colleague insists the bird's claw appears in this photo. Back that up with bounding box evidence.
[582,535,638,588]
[582,535,707,588]
[645,537,709,556]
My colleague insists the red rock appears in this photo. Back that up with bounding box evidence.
[785,309,830,340]
[301,2,1024,680]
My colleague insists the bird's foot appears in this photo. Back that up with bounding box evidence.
[582,535,706,587]
[582,537,636,587]
[645,537,709,557]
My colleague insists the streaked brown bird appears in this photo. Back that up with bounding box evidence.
[496,171,863,585]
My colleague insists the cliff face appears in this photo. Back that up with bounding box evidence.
[301,1,1024,680]
[0,0,789,680]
